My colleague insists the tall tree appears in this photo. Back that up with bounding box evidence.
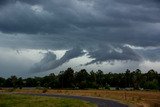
[132,69,142,89]
[58,68,74,88]
[75,69,89,89]
[0,77,5,87]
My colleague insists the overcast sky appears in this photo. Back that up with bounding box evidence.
[0,0,160,77]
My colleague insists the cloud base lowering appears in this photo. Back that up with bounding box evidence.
[0,0,160,75]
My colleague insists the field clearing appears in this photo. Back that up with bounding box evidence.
[2,89,159,107]
[0,93,96,107]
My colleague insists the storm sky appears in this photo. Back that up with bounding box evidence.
[0,0,160,77]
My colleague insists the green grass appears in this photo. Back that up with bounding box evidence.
[0,94,97,107]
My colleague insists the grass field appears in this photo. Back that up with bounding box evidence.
[1,89,160,107]
[0,94,96,107]
[48,90,159,107]
[4,89,159,107]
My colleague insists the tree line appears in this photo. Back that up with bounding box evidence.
[0,68,160,90]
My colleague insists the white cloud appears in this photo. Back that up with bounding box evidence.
[139,61,160,72]
[31,5,43,13]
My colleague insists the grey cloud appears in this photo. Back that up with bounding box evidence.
[40,51,57,64]
[0,48,34,77]
[85,46,142,65]
[0,0,160,66]
[19,0,40,5]
[136,48,160,62]
[0,0,14,6]
[114,0,160,7]
[0,0,40,6]
[31,47,85,72]
[0,0,159,47]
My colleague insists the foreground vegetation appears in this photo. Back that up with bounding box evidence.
[0,68,160,90]
[0,94,96,107]
[0,68,160,107]
[2,89,159,107]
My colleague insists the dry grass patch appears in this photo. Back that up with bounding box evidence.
[2,89,160,107]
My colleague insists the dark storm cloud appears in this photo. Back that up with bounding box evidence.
[0,0,13,5]
[85,46,142,65]
[114,0,160,6]
[0,0,160,68]
[136,48,160,62]
[31,47,85,72]
[0,0,160,46]
[0,0,40,6]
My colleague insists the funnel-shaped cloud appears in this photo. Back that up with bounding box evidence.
[31,47,85,72]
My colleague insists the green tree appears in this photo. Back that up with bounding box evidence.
[146,69,158,81]
[75,69,89,89]
[125,69,132,87]
[17,77,23,89]
[95,70,105,88]
[144,79,159,90]
[132,69,142,90]
[42,73,57,89]
[0,77,5,87]
[88,71,98,88]
[58,68,74,88]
